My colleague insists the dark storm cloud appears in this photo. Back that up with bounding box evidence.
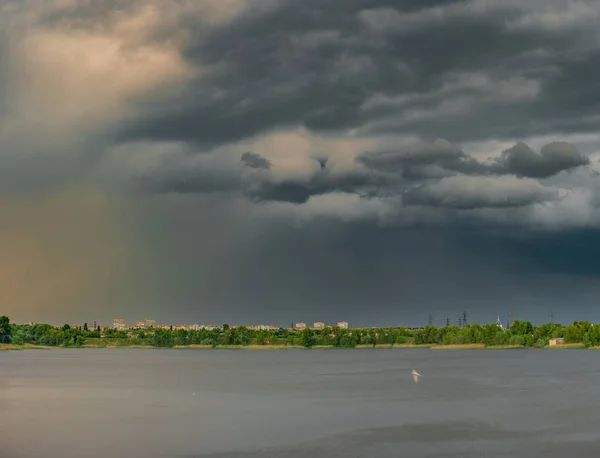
[496,142,589,178]
[111,0,600,146]
[241,153,393,204]
[238,140,585,210]
[475,229,600,278]
[358,139,488,179]
[241,152,271,169]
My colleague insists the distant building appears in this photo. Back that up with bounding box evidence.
[337,321,349,329]
[113,318,125,331]
[247,325,270,331]
[313,322,325,330]
[549,338,565,346]
[187,324,200,331]
[145,319,156,328]
[295,322,307,330]
[135,321,146,329]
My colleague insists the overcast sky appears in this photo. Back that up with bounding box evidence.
[2,0,600,327]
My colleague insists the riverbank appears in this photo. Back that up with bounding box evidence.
[0,344,54,351]
[2,342,593,351]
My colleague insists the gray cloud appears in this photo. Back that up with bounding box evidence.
[107,0,600,147]
[236,140,588,214]
[402,175,560,209]
[241,158,392,204]
[241,152,271,169]
[497,141,589,178]
[358,139,488,179]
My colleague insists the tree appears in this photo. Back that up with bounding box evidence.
[153,329,174,347]
[83,323,88,332]
[301,329,316,348]
[0,316,11,343]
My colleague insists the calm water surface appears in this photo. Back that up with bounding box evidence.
[2,349,600,457]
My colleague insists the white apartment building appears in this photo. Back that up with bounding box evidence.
[337,321,349,329]
[113,318,125,331]
[145,319,156,328]
[313,322,325,330]
[295,322,307,330]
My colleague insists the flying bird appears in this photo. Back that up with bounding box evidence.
[411,369,422,384]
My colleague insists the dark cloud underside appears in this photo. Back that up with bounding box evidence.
[111,0,600,147]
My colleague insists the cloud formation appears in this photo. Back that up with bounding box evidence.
[2,0,597,218]
[235,138,592,229]
[3,0,600,324]
[103,0,600,147]
[241,152,272,170]
[498,142,589,178]
[403,175,561,210]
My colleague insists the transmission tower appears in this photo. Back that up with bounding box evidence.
[458,316,463,328]
[462,311,468,326]
[445,317,450,327]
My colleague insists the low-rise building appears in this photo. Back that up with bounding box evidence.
[295,322,307,330]
[135,321,146,329]
[549,337,565,346]
[337,321,349,329]
[145,319,156,328]
[313,322,325,330]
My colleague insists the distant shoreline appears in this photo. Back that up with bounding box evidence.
[1,343,591,351]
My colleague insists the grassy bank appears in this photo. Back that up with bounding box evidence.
[2,341,592,351]
[547,343,586,349]
[0,343,53,351]
[178,344,306,350]
[431,343,487,350]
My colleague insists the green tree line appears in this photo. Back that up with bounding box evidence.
[1,315,599,349]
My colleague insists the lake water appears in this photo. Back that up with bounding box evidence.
[2,348,600,457]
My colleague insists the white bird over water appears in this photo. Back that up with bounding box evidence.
[411,369,422,384]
